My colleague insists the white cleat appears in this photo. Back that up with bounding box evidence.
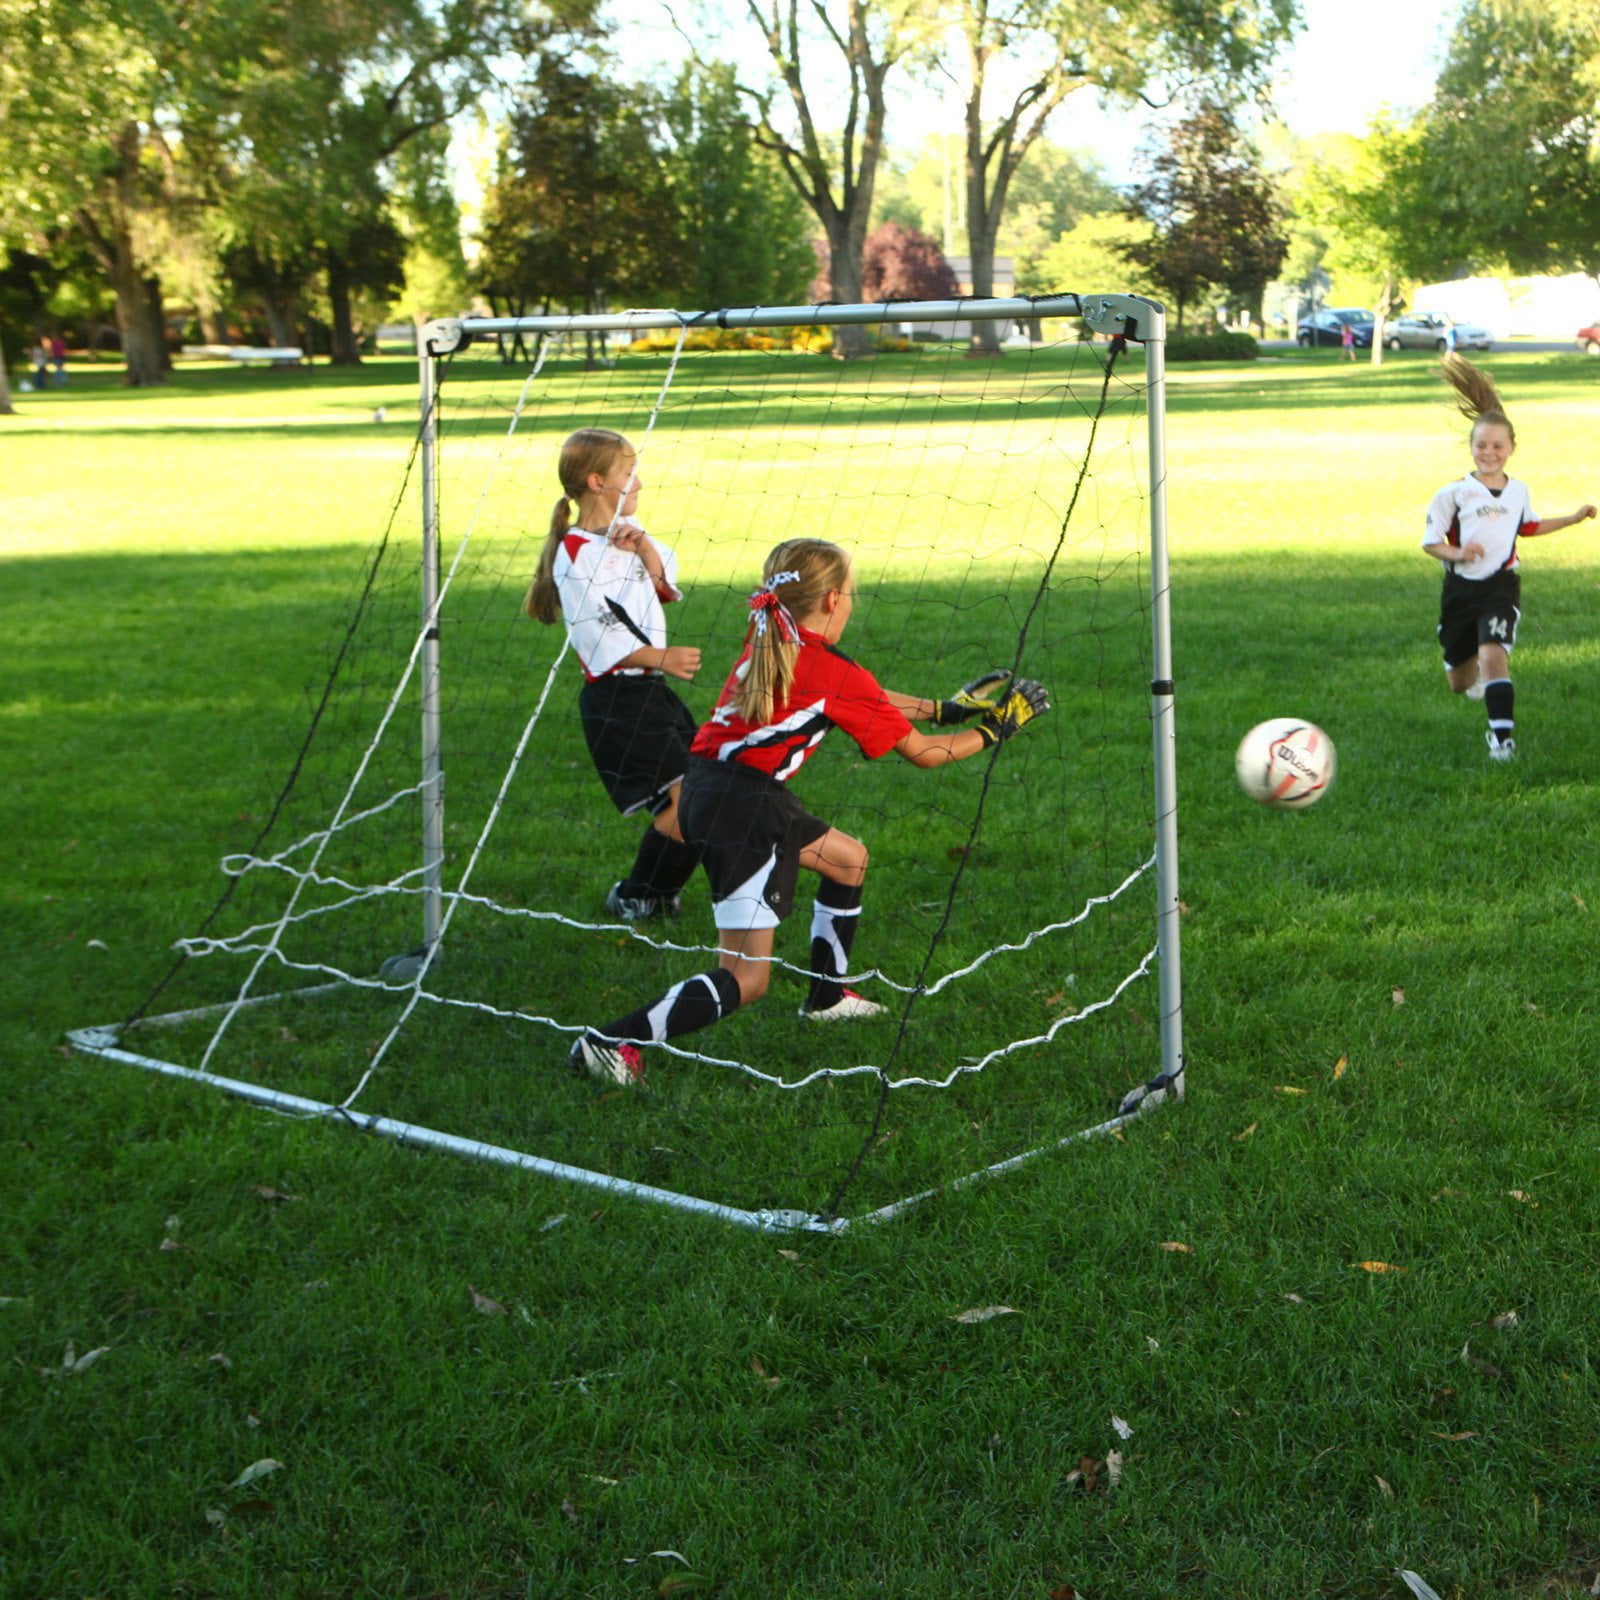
[798,988,886,1022]
[1486,731,1516,763]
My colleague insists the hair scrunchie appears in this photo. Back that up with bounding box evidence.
[749,570,802,642]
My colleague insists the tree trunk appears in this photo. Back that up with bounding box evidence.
[327,248,361,365]
[264,293,299,349]
[0,343,13,415]
[143,276,172,375]
[112,258,167,386]
[966,227,1000,357]
[826,213,873,361]
[963,104,1002,358]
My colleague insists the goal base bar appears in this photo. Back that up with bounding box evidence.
[65,1013,1168,1234]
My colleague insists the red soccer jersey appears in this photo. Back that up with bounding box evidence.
[691,626,912,782]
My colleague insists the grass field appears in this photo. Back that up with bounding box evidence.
[4,344,1600,1599]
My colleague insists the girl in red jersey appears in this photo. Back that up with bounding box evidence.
[568,537,1049,1085]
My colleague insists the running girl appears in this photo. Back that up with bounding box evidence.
[525,428,701,918]
[1422,356,1595,761]
[567,537,1049,1085]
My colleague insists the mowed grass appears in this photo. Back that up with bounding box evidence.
[4,347,1600,1599]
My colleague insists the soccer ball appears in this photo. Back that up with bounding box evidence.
[1235,718,1336,809]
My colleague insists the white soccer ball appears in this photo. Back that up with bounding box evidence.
[1235,718,1336,810]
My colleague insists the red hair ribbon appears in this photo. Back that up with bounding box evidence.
[748,574,801,643]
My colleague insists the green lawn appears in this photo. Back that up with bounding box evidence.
[4,346,1599,1599]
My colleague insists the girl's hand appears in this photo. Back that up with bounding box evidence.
[1461,539,1486,562]
[1580,505,1597,522]
[608,518,646,552]
[660,646,701,681]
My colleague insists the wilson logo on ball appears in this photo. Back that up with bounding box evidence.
[1235,718,1336,810]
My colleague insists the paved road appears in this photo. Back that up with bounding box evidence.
[1259,337,1583,355]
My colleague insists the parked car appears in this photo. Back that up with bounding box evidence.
[1577,323,1600,355]
[1297,308,1374,347]
[1384,313,1493,352]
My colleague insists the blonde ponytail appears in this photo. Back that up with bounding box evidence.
[523,427,634,624]
[1441,353,1515,443]
[734,539,851,723]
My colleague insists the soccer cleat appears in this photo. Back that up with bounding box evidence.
[605,881,661,922]
[1486,731,1516,763]
[1465,679,1486,701]
[568,1031,646,1087]
[798,988,886,1022]
[1117,1067,1185,1118]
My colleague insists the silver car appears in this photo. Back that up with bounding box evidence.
[1384,313,1493,352]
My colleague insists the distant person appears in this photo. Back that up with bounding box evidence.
[1445,319,1459,353]
[49,334,66,385]
[30,342,49,392]
[1340,319,1356,362]
[1422,354,1596,762]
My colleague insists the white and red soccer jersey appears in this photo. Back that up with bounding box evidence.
[691,626,912,782]
[1423,475,1539,581]
[553,522,682,680]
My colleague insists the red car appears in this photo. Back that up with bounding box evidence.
[1579,324,1600,355]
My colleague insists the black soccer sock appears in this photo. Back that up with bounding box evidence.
[1484,678,1515,746]
[623,824,698,901]
[806,879,864,1012]
[595,966,742,1046]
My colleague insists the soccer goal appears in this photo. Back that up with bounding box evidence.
[68,291,1180,1232]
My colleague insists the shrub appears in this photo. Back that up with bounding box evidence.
[1164,330,1259,362]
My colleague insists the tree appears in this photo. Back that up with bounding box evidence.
[0,0,247,384]
[1120,101,1287,332]
[1299,120,1460,363]
[942,0,1299,353]
[860,221,959,298]
[735,0,935,357]
[1018,213,1156,300]
[660,62,816,309]
[475,61,682,358]
[1416,0,1600,278]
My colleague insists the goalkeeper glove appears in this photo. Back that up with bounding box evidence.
[976,678,1050,746]
[932,668,1013,726]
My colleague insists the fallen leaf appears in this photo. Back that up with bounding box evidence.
[1233,1122,1258,1141]
[1375,1475,1394,1499]
[1111,1414,1134,1440]
[1048,1587,1079,1600]
[1507,1190,1538,1207]
[1392,987,1405,1006]
[1106,1448,1124,1488]
[1332,1053,1348,1080]
[246,1410,261,1429]
[1357,1261,1407,1274]
[86,938,108,951]
[1158,1241,1191,1254]
[1275,1085,1309,1096]
[277,1026,299,1042]
[560,1496,580,1526]
[1395,1569,1444,1600]
[950,1305,1019,1323]
[42,1342,110,1378]
[1066,1454,1102,1492]
[1145,1336,1160,1352]
[777,1249,802,1263]
[539,1213,567,1233]
[205,1508,227,1530]
[1573,892,1589,913]
[1429,1431,1479,1441]
[251,1186,300,1203]
[750,1357,780,1388]
[1461,1341,1503,1378]
[1284,1293,1308,1305]
[159,1238,185,1252]
[468,1284,507,1316]
[228,1458,283,1490]
[207,1352,232,1370]
[1486,1309,1520,1331]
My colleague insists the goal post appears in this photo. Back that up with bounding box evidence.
[69,289,1183,1231]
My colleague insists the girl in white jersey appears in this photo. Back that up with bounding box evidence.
[525,428,702,918]
[567,537,1050,1087]
[1422,356,1594,761]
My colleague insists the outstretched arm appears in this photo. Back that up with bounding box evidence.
[893,680,1051,767]
[1525,505,1598,536]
